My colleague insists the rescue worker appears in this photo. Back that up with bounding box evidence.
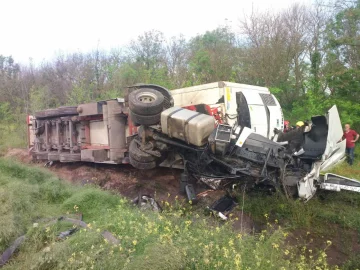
[274,121,306,153]
[284,121,291,133]
[341,124,359,165]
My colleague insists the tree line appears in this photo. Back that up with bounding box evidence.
[0,0,359,131]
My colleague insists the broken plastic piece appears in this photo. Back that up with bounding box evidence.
[132,195,162,212]
[44,161,53,167]
[218,212,228,220]
[0,235,26,267]
[200,177,222,190]
[179,172,189,193]
[57,228,78,240]
[185,184,197,204]
[209,196,237,220]
[293,148,305,156]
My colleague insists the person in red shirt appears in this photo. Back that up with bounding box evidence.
[342,124,359,165]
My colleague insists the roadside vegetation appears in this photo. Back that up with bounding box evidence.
[242,148,360,268]
[0,158,343,270]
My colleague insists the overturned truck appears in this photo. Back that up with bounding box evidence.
[28,82,360,201]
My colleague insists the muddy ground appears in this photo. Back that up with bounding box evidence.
[5,148,184,202]
[4,148,360,266]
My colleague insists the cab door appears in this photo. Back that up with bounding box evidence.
[241,90,268,138]
[321,105,346,171]
[260,94,284,138]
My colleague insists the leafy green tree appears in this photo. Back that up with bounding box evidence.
[188,26,239,84]
[325,0,360,98]
[127,30,170,86]
[0,102,14,123]
[29,85,60,112]
[166,35,189,88]
[67,83,93,106]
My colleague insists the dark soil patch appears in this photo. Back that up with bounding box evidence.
[5,148,32,163]
[286,226,360,266]
[4,148,222,204]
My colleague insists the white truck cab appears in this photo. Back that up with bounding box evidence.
[171,81,284,139]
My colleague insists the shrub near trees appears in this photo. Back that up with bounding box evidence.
[0,0,359,146]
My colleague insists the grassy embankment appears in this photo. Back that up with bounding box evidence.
[242,147,360,268]
[0,122,27,154]
[0,158,334,270]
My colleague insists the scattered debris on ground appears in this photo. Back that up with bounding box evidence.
[132,194,162,212]
[208,195,238,220]
[0,235,25,267]
[0,212,122,268]
[57,228,78,240]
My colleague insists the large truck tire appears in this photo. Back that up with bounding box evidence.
[35,106,78,119]
[129,155,156,170]
[129,111,161,126]
[129,84,174,110]
[35,109,59,119]
[129,88,164,115]
[162,94,173,110]
[34,120,45,135]
[129,139,156,163]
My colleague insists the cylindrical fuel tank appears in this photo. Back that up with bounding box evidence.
[161,106,215,146]
[106,100,126,162]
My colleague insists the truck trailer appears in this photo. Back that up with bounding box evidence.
[28,82,360,201]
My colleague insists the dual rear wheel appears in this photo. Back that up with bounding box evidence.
[128,88,164,126]
[128,88,168,169]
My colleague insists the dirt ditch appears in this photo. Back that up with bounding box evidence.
[5,148,182,202]
[4,148,258,233]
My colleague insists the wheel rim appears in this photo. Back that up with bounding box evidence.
[136,92,157,103]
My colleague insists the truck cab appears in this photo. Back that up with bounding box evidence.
[171,81,283,139]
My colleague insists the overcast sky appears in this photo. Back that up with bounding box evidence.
[1,0,312,65]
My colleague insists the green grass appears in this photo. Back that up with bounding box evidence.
[242,147,360,229]
[330,146,360,179]
[239,148,360,269]
[0,158,333,270]
[0,122,27,155]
